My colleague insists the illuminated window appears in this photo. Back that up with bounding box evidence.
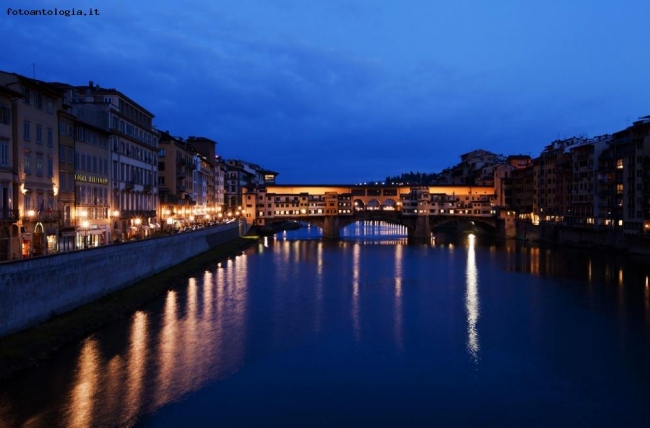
[616,159,623,169]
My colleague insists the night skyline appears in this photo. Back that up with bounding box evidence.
[2,0,649,183]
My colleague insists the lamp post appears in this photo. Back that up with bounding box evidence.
[26,210,35,257]
[111,210,120,243]
[80,210,88,249]
[81,220,89,249]
[166,217,174,234]
[134,218,142,239]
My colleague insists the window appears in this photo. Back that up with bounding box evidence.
[34,93,43,109]
[22,87,31,105]
[59,145,65,161]
[68,147,74,164]
[36,125,42,143]
[47,128,53,147]
[23,121,30,140]
[0,140,7,167]
[59,172,66,193]
[36,155,43,176]
[48,158,53,177]
[24,154,31,175]
[616,159,624,169]
[59,123,65,135]
[0,106,10,124]
[46,98,53,113]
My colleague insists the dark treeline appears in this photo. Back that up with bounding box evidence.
[381,172,440,185]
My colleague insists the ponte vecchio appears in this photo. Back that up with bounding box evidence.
[242,184,508,240]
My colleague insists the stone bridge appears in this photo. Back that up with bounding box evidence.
[244,184,503,241]
[263,210,499,240]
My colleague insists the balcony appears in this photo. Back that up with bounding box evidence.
[23,209,62,222]
[125,181,135,191]
[0,209,19,222]
[120,210,157,219]
[144,184,152,193]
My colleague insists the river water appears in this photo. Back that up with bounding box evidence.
[1,222,649,427]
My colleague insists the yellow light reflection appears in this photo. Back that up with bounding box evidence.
[466,234,480,363]
[155,290,177,408]
[124,311,148,423]
[315,242,324,332]
[66,338,101,428]
[352,243,361,341]
[394,244,404,351]
[618,268,624,287]
[530,247,540,275]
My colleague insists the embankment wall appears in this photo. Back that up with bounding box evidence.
[0,223,241,338]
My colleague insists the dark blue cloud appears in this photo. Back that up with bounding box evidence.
[1,0,649,183]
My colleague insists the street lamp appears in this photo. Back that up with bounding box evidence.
[166,217,174,233]
[134,217,142,239]
[81,220,89,249]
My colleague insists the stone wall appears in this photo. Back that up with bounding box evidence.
[0,223,241,338]
[514,221,650,256]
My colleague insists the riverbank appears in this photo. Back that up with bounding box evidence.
[0,237,258,380]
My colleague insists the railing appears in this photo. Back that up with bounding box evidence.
[22,210,62,221]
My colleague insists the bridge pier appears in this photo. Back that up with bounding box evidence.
[322,216,341,239]
[408,216,432,243]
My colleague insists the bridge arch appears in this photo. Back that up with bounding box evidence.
[430,216,497,232]
[366,199,380,211]
[353,199,365,211]
[382,199,397,211]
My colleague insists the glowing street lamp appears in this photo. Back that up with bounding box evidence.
[134,218,142,239]
[81,220,89,249]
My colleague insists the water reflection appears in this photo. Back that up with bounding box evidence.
[465,234,480,363]
[352,243,361,341]
[342,220,408,244]
[65,338,101,428]
[394,244,404,351]
[4,234,650,426]
[5,255,252,427]
[126,311,148,423]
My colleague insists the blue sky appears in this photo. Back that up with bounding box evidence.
[2,0,649,183]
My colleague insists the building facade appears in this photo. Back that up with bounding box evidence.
[65,82,159,240]
[0,72,62,257]
[0,86,22,260]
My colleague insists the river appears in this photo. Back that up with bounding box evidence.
[0,222,649,427]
